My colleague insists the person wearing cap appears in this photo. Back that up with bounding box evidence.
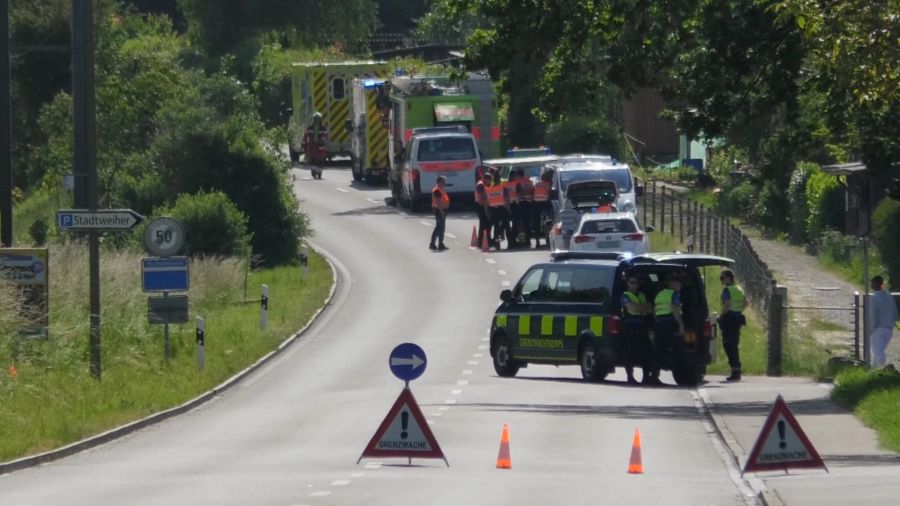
[429,176,450,251]
[302,112,327,180]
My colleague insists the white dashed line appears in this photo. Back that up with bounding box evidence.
[481,337,489,342]
[364,462,382,470]
[457,380,469,386]
[477,344,488,350]
[367,198,381,204]
[501,280,511,287]
[445,399,457,405]
[428,419,435,424]
[419,220,431,227]
[485,258,496,264]
[473,353,483,358]
[451,389,463,395]
[331,480,351,486]
[310,491,331,497]
[431,412,443,417]
[497,270,507,275]
[446,233,457,239]
[468,360,479,365]
[351,473,365,478]
[336,188,349,193]
[438,406,451,411]
[462,369,474,375]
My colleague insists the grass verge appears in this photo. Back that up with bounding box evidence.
[0,243,332,462]
[833,367,900,451]
[648,231,828,376]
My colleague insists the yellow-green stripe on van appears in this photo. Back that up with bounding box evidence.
[564,315,578,336]
[518,315,531,335]
[541,315,554,336]
[589,316,604,336]
[495,314,507,327]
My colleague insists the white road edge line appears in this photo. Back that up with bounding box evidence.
[497,270,507,275]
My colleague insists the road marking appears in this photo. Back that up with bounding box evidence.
[446,232,457,239]
[501,280,511,287]
[438,406,450,411]
[419,220,431,227]
[428,419,434,424]
[477,344,488,350]
[481,337,489,342]
[467,360,479,365]
[457,380,469,386]
[431,412,443,417]
[445,399,457,405]
[331,480,351,486]
[350,473,365,478]
[367,198,381,204]
[462,369,474,375]
[473,353,483,358]
[309,491,331,497]
[336,188,349,193]
[364,462,382,470]
[451,389,463,395]
[497,270,506,275]
[485,258,496,264]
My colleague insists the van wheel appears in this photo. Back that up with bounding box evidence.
[579,342,607,382]
[672,366,702,387]
[492,335,520,377]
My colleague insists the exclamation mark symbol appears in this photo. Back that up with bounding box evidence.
[401,411,409,440]
[777,420,787,449]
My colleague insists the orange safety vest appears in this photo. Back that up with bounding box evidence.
[504,180,520,203]
[432,185,450,210]
[533,181,551,202]
[486,184,505,207]
[474,181,487,206]
[519,178,534,201]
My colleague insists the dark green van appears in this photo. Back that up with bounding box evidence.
[490,252,733,386]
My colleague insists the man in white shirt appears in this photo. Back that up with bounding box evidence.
[869,276,898,367]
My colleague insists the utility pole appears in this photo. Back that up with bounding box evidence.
[1,0,12,247]
[72,0,101,379]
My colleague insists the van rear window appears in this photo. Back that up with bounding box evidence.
[417,138,477,161]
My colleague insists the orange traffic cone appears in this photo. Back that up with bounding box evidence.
[627,428,644,474]
[481,230,491,253]
[8,365,17,379]
[496,423,512,469]
[470,225,479,248]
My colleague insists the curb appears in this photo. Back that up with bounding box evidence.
[0,245,340,476]
[695,387,785,506]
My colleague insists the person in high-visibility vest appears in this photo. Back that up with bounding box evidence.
[622,275,653,385]
[474,172,492,248]
[486,171,510,250]
[651,273,686,385]
[302,112,327,180]
[719,270,747,381]
[429,176,450,251]
[531,169,553,248]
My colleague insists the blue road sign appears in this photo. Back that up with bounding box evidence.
[389,343,427,382]
[142,257,189,292]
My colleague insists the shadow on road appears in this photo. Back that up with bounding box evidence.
[442,401,703,420]
[820,454,900,467]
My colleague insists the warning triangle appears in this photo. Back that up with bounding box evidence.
[358,387,448,466]
[743,395,826,473]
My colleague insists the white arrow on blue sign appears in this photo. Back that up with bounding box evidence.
[389,343,427,383]
[57,209,144,231]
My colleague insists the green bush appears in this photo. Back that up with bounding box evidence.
[155,191,251,258]
[717,180,755,216]
[544,116,623,158]
[752,179,789,231]
[788,162,816,243]
[817,230,856,263]
[705,145,749,184]
[805,167,845,239]
[873,197,900,287]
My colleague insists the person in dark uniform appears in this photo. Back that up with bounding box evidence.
[621,275,653,384]
[651,273,686,385]
[719,270,747,381]
[474,172,492,248]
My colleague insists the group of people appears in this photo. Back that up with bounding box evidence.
[473,167,554,251]
[620,269,747,385]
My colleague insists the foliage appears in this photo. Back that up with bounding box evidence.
[716,181,755,217]
[804,167,845,239]
[872,198,900,288]
[544,116,622,159]
[705,145,749,184]
[751,179,789,232]
[177,0,378,56]
[787,162,816,243]
[815,230,883,286]
[377,0,429,34]
[833,367,900,452]
[415,0,488,44]
[155,191,251,258]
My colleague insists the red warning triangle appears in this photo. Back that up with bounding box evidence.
[358,387,448,466]
[743,395,826,473]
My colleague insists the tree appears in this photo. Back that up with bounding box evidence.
[377,0,428,34]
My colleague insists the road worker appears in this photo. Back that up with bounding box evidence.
[531,169,553,248]
[429,176,450,251]
[486,171,509,250]
[719,270,747,381]
[301,112,327,180]
[474,172,492,248]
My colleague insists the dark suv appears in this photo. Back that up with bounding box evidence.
[490,252,733,386]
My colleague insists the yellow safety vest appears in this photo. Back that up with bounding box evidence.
[655,289,675,316]
[623,291,646,316]
[725,285,746,313]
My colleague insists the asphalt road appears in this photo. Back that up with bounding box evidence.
[0,165,755,506]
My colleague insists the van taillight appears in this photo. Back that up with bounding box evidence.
[608,315,622,335]
[703,319,712,339]
[623,233,644,241]
[573,235,593,244]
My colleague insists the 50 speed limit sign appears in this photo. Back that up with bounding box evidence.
[144,217,186,257]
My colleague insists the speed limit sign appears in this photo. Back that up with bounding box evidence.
[144,217,186,257]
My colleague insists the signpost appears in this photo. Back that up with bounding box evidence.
[360,342,446,466]
[141,245,190,361]
[0,248,49,339]
[56,208,143,231]
[143,217,185,258]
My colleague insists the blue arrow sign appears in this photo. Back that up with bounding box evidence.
[389,343,427,383]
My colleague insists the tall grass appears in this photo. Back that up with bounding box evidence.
[0,243,332,461]
[833,367,900,451]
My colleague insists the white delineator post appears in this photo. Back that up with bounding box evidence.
[196,316,205,371]
[260,284,269,331]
